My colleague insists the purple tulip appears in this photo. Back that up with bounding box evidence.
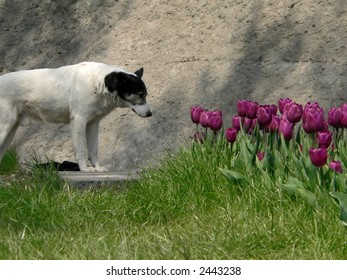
[270,104,278,116]
[232,115,243,131]
[257,105,272,127]
[285,102,303,123]
[243,117,257,134]
[246,101,258,119]
[329,161,343,174]
[309,147,328,167]
[278,119,294,140]
[302,102,325,133]
[225,127,238,144]
[278,98,293,114]
[199,111,211,128]
[210,110,223,131]
[193,131,205,143]
[341,104,347,128]
[237,100,248,117]
[191,106,204,124]
[257,151,265,161]
[328,106,342,128]
[317,131,333,149]
[267,115,281,132]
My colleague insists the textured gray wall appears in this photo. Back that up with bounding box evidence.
[1,0,346,170]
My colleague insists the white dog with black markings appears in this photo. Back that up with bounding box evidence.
[0,62,152,172]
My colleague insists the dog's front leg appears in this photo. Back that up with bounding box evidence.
[70,115,92,172]
[86,120,108,172]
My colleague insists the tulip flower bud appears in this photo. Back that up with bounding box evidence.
[237,100,248,117]
[267,115,281,132]
[246,101,258,119]
[193,131,205,143]
[309,147,328,167]
[278,98,292,114]
[232,115,243,131]
[341,104,347,128]
[225,127,238,144]
[191,106,204,124]
[278,119,294,140]
[302,102,325,133]
[257,151,265,161]
[329,160,343,174]
[286,102,303,123]
[257,105,272,127]
[210,110,223,131]
[328,106,342,128]
[199,111,211,128]
[270,104,278,116]
[317,131,333,149]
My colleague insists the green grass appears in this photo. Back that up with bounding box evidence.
[0,141,346,259]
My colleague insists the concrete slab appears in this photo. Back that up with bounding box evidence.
[58,171,139,186]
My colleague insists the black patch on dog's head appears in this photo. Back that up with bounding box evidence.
[104,72,118,92]
[104,68,147,99]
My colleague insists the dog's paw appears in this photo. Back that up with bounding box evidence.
[94,166,109,172]
[80,165,109,172]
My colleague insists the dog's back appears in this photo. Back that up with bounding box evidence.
[0,62,123,123]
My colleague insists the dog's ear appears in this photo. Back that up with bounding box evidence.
[134,67,144,78]
[104,72,118,92]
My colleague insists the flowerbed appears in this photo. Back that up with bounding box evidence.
[191,99,347,225]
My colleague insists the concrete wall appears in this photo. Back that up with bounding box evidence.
[1,0,346,170]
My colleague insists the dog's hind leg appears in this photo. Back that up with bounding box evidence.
[0,122,19,162]
[86,120,108,172]
[0,102,19,163]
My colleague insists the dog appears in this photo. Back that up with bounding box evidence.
[0,61,152,172]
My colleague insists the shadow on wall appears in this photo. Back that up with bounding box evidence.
[0,0,132,71]
[215,0,347,115]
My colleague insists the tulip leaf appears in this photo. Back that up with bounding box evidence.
[239,137,256,173]
[281,177,317,206]
[330,192,347,225]
[219,168,246,182]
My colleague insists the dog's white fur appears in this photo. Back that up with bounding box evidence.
[0,62,151,172]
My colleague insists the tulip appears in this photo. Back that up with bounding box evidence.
[278,98,292,114]
[341,104,347,128]
[285,102,303,123]
[191,106,204,124]
[243,117,257,134]
[329,161,343,174]
[199,111,211,128]
[267,115,281,132]
[257,105,272,127]
[193,131,205,143]
[257,151,265,161]
[328,106,342,128]
[278,119,294,140]
[237,100,248,117]
[309,147,328,167]
[246,101,258,119]
[210,110,223,131]
[270,104,278,116]
[225,127,238,144]
[302,102,325,133]
[232,115,243,131]
[317,131,333,148]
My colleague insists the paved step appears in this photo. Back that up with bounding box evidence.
[58,171,139,186]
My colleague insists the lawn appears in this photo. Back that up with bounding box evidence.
[0,138,346,259]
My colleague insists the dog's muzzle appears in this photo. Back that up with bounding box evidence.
[131,104,152,118]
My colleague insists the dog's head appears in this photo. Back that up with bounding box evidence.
[104,68,152,117]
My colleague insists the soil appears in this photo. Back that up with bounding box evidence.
[1,0,346,171]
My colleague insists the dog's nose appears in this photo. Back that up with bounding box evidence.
[146,111,152,117]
